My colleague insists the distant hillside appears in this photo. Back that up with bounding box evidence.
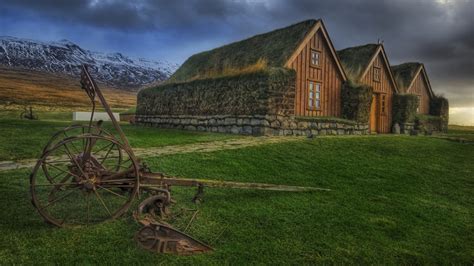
[0,36,179,90]
[0,66,136,111]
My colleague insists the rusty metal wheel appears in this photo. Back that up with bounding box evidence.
[41,125,114,183]
[30,135,140,227]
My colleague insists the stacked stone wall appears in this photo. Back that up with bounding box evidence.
[136,114,368,136]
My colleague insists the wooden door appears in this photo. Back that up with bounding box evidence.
[369,94,377,133]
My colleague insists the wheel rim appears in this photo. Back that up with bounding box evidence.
[30,135,139,227]
[42,125,112,153]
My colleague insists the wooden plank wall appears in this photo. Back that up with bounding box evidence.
[288,29,344,117]
[408,73,430,114]
[360,53,396,133]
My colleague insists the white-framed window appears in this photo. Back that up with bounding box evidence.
[373,66,381,82]
[311,50,321,66]
[315,83,321,109]
[308,82,314,108]
[308,81,322,110]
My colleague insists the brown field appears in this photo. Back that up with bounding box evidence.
[0,66,136,111]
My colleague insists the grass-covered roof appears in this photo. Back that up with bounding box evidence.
[391,62,422,92]
[168,19,319,83]
[337,44,379,81]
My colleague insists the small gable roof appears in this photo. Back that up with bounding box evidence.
[337,44,379,81]
[169,19,319,83]
[337,43,399,93]
[391,62,434,97]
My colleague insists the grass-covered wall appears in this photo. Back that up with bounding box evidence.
[137,68,296,117]
[340,82,373,122]
[392,94,419,124]
[429,95,449,132]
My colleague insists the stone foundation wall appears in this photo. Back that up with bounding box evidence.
[400,123,415,135]
[136,114,369,136]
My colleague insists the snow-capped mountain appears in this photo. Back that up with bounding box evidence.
[0,36,179,90]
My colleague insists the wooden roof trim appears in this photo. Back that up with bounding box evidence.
[413,64,435,98]
[360,44,399,93]
[406,65,423,93]
[318,20,348,81]
[284,21,319,68]
[284,20,347,81]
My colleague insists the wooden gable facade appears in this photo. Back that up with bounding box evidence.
[392,63,434,115]
[338,44,399,133]
[284,21,347,117]
[362,47,398,133]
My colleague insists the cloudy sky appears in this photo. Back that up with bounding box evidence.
[0,0,473,124]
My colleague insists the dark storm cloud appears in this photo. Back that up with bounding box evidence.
[0,0,472,107]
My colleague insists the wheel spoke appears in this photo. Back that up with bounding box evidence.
[86,193,91,225]
[97,185,128,199]
[99,178,135,183]
[63,144,87,178]
[34,182,81,187]
[94,189,112,216]
[39,187,80,211]
[99,143,116,165]
[49,171,69,183]
[44,161,81,179]
[65,132,81,154]
[45,159,74,164]
[93,142,114,155]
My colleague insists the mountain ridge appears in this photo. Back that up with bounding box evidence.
[0,36,178,90]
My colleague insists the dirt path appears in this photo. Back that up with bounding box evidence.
[0,136,300,172]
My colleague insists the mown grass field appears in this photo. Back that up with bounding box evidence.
[0,115,472,264]
[0,119,241,161]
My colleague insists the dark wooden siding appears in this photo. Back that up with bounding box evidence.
[360,53,396,133]
[288,29,344,117]
[407,72,430,114]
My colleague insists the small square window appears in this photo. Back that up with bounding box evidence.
[311,50,320,66]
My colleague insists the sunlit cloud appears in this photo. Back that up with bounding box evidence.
[449,107,474,126]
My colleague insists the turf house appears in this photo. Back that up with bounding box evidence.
[391,62,434,115]
[337,44,399,133]
[136,19,447,135]
[137,19,371,135]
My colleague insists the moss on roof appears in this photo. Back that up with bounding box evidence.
[168,19,319,83]
[337,44,379,81]
[391,62,422,92]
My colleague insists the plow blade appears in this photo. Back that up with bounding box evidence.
[135,224,212,255]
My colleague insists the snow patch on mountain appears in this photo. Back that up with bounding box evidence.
[0,36,179,90]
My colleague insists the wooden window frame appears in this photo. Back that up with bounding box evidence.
[380,93,387,116]
[307,80,322,111]
[373,66,381,82]
[310,49,322,68]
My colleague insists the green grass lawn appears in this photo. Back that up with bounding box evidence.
[0,119,240,161]
[444,125,474,141]
[0,134,472,264]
